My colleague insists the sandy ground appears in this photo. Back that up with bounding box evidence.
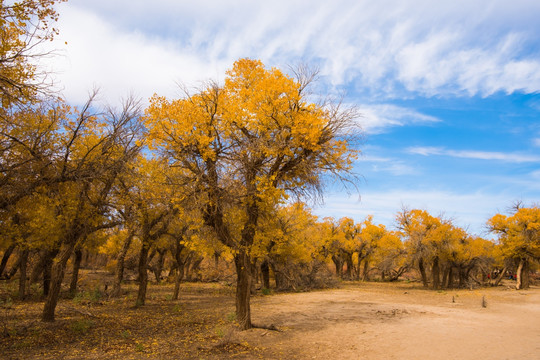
[238,282,540,360]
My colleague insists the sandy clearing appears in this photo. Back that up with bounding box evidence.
[238,282,540,360]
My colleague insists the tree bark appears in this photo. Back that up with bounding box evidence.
[418,258,428,288]
[432,256,440,290]
[42,242,77,322]
[362,259,370,281]
[493,266,507,286]
[235,251,252,330]
[111,232,134,297]
[153,248,166,283]
[521,259,530,289]
[332,255,343,279]
[447,266,454,289]
[261,260,270,289]
[344,253,353,279]
[515,258,530,290]
[173,261,185,301]
[0,244,17,277]
[69,249,82,296]
[136,243,150,306]
[18,249,29,300]
[43,253,53,297]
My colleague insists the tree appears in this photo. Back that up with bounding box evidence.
[488,206,540,290]
[40,96,142,321]
[144,58,359,329]
[0,0,66,107]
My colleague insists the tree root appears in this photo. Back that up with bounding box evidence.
[252,323,282,332]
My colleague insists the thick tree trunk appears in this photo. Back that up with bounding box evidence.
[261,260,270,289]
[515,258,529,290]
[18,249,29,300]
[447,266,454,289]
[111,232,133,297]
[270,262,282,289]
[235,251,252,330]
[136,243,150,306]
[0,244,17,277]
[69,249,82,296]
[42,242,77,322]
[441,265,449,289]
[418,258,428,288]
[332,255,343,279]
[362,260,370,281]
[521,259,530,289]
[345,253,353,279]
[458,267,467,288]
[432,256,440,290]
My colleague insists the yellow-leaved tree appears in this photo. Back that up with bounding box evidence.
[488,205,540,289]
[144,58,359,329]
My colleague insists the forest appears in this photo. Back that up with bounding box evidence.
[1,1,539,359]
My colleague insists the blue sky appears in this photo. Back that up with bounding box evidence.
[45,0,540,236]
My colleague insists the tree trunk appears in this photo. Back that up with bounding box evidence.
[345,253,353,279]
[69,249,82,296]
[515,258,530,290]
[173,260,184,300]
[153,249,166,283]
[43,253,53,297]
[432,256,440,290]
[5,251,23,280]
[458,267,466,288]
[42,242,77,322]
[332,255,343,279]
[18,249,29,300]
[136,243,150,306]
[111,232,133,297]
[235,251,252,330]
[362,259,370,281]
[356,254,361,280]
[270,262,282,289]
[447,266,454,289]
[521,259,530,289]
[418,258,428,288]
[0,244,17,277]
[441,265,449,289]
[261,260,270,289]
[493,266,507,286]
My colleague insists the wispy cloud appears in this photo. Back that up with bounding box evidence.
[407,146,540,163]
[46,0,540,104]
[357,104,440,134]
[533,138,540,147]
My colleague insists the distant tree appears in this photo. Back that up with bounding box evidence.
[488,206,540,290]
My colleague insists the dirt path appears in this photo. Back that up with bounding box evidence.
[240,282,540,360]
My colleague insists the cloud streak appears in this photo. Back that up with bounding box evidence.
[357,104,440,134]
[407,146,540,163]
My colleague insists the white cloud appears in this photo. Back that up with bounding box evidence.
[357,104,440,134]
[43,0,540,105]
[533,138,540,147]
[408,146,540,163]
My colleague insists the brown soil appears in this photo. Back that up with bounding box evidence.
[1,275,539,359]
